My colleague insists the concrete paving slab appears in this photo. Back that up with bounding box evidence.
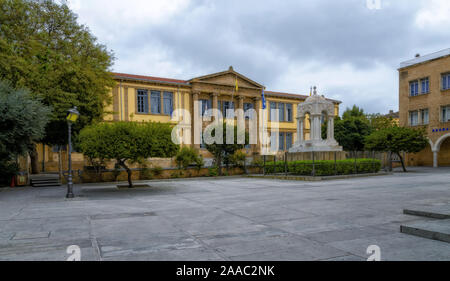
[403,205,450,219]
[0,166,450,260]
[401,219,450,243]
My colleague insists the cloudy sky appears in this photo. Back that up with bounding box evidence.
[68,0,450,114]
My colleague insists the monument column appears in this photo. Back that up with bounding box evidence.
[328,116,335,140]
[311,114,321,141]
[297,117,304,142]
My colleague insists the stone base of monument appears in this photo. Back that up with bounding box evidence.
[288,140,343,153]
[286,151,347,162]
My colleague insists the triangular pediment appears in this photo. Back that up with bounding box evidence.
[189,67,264,89]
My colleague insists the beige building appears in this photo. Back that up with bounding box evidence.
[399,48,450,167]
[36,67,341,172]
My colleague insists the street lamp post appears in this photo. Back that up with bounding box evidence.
[66,106,80,199]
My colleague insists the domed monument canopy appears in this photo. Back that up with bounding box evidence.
[289,86,343,152]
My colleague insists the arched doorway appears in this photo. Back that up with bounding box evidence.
[436,133,450,167]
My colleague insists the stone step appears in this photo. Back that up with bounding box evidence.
[400,220,450,243]
[403,205,450,219]
[32,182,61,187]
[30,177,61,187]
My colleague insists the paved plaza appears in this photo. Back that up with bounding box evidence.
[0,167,449,261]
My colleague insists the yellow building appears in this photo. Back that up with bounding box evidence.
[36,67,340,172]
[399,48,450,167]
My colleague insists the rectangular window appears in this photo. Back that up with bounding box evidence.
[150,90,161,114]
[244,103,254,119]
[286,133,293,150]
[442,106,450,122]
[443,73,450,90]
[286,104,293,122]
[278,103,285,122]
[420,78,429,94]
[270,102,277,121]
[200,132,205,149]
[420,109,429,125]
[223,101,235,118]
[270,132,277,152]
[163,92,173,115]
[409,111,419,126]
[200,99,212,117]
[279,132,285,151]
[137,89,149,113]
[410,81,419,96]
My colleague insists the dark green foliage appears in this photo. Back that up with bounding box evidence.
[0,81,51,157]
[365,126,428,172]
[342,105,365,119]
[78,121,179,187]
[208,166,218,177]
[264,159,381,176]
[0,161,19,186]
[335,117,372,151]
[204,122,249,175]
[0,0,115,145]
[230,151,246,168]
[0,81,50,184]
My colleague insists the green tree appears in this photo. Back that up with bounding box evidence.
[342,105,365,119]
[0,0,115,172]
[0,81,51,184]
[365,126,428,172]
[366,114,397,131]
[332,106,372,152]
[204,123,249,176]
[78,122,179,187]
[334,117,372,152]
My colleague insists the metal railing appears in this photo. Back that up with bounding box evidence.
[261,151,383,177]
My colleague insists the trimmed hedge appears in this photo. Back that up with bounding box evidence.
[265,159,381,176]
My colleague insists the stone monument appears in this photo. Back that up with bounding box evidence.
[289,86,343,152]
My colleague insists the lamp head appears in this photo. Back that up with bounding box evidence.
[66,106,80,123]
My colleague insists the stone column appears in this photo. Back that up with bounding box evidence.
[238,95,244,110]
[311,114,321,141]
[254,97,262,154]
[433,151,438,168]
[327,116,334,140]
[192,92,200,149]
[212,93,219,121]
[237,96,245,145]
[297,117,304,142]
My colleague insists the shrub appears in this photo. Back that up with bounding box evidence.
[265,159,381,176]
[0,161,19,186]
[175,147,203,170]
[208,166,218,177]
[230,151,246,168]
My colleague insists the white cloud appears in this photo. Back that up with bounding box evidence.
[64,0,450,115]
[415,0,450,29]
[272,62,398,115]
[67,0,191,43]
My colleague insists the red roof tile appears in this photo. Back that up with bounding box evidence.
[112,72,188,84]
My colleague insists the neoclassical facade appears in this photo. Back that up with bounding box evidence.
[35,67,341,172]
